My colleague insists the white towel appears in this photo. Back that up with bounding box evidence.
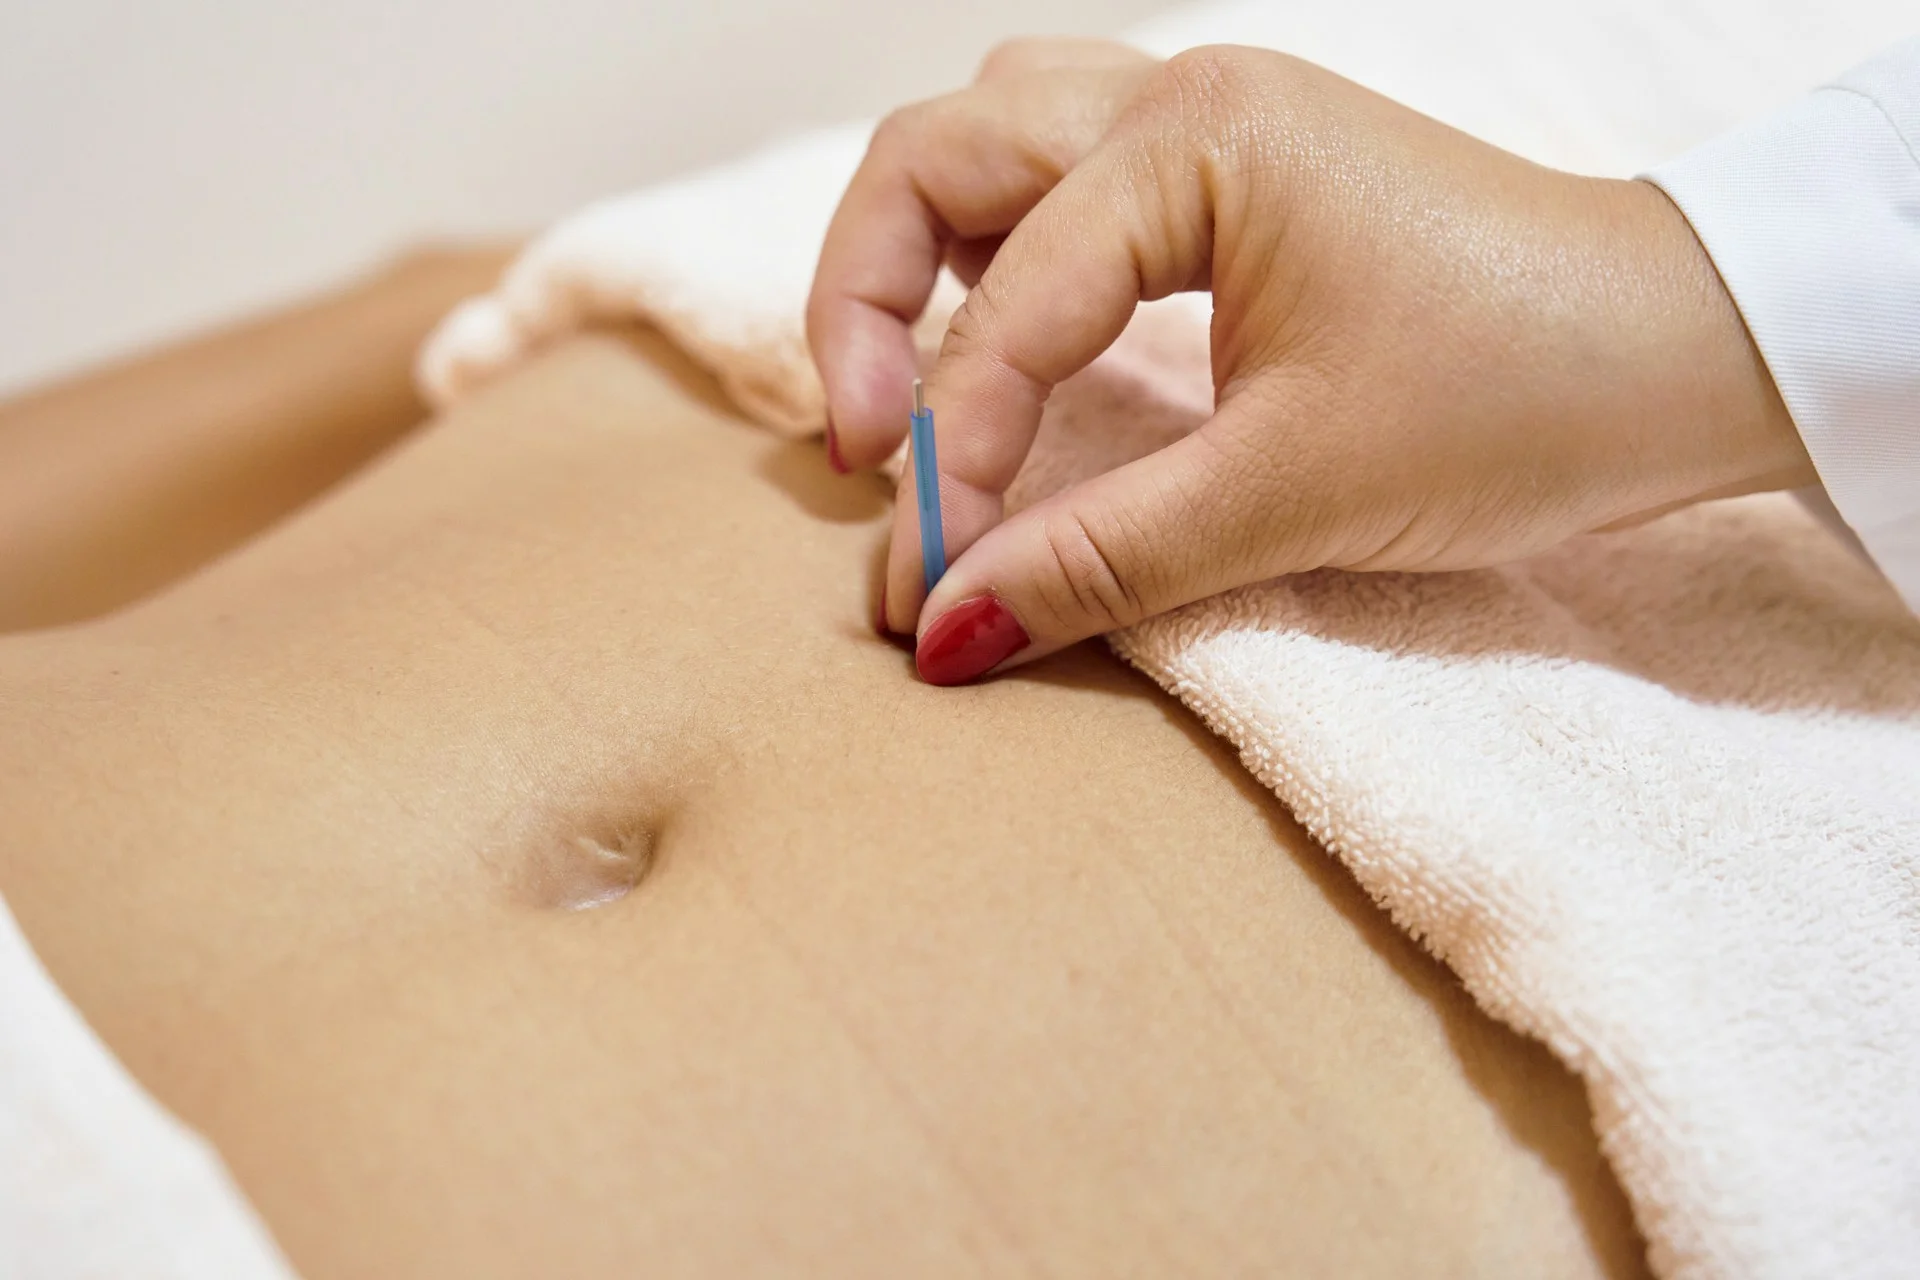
[0,897,296,1280]
[419,2,1920,1277]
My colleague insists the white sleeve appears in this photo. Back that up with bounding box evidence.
[1643,36,1920,614]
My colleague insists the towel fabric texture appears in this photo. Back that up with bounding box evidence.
[419,2,1920,1277]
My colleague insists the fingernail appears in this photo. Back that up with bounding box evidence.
[915,595,1030,686]
[825,420,849,474]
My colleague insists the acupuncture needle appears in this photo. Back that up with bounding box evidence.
[909,377,947,593]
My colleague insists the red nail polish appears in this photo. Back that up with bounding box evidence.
[915,595,1030,686]
[825,422,849,474]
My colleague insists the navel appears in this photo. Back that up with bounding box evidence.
[492,810,666,913]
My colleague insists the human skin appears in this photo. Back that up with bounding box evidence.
[0,245,513,632]
[808,41,1814,680]
[0,321,1647,1278]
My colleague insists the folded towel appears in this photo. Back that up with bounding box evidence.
[418,3,1920,1276]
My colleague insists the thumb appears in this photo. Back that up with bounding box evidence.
[912,397,1314,685]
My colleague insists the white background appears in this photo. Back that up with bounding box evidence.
[0,0,1166,394]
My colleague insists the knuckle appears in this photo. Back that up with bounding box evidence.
[1143,45,1242,123]
[869,102,930,157]
[937,279,1044,405]
[937,285,999,366]
[975,37,1044,81]
[1127,45,1292,177]
[1162,45,1236,93]
[1033,510,1146,634]
[1104,47,1257,224]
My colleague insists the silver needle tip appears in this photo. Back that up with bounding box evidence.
[913,378,925,416]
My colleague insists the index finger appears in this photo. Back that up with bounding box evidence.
[884,118,1216,634]
[806,67,1152,471]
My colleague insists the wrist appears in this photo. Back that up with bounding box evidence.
[1606,177,1814,509]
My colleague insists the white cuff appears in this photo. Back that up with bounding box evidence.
[1644,37,1920,613]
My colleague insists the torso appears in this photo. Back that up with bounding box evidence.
[0,331,1644,1278]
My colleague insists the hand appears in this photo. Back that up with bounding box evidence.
[807,35,1157,472]
[810,43,1815,684]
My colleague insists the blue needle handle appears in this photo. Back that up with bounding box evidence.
[910,379,947,594]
